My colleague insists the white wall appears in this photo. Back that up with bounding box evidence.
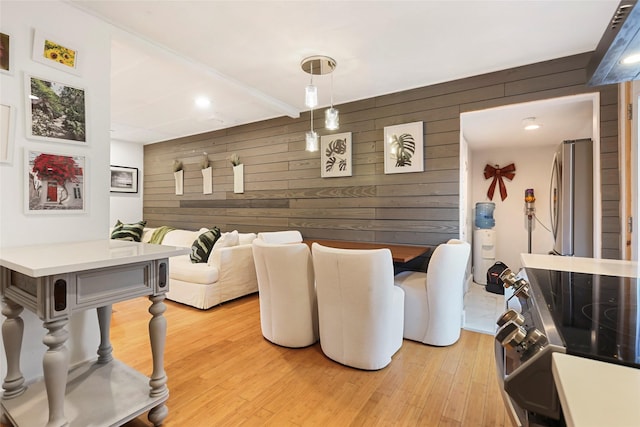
[470,145,557,273]
[0,1,111,381]
[110,140,144,226]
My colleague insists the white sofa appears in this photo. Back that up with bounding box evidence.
[141,227,258,310]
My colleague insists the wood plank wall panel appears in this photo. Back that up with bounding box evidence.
[144,52,621,260]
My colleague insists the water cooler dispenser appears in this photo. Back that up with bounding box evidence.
[473,202,496,284]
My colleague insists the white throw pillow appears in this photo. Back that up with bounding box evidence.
[238,232,257,245]
[207,230,239,267]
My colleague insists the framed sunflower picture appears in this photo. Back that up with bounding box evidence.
[32,29,80,75]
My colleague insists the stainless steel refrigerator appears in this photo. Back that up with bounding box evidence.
[550,139,593,257]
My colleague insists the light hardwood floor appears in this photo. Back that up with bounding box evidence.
[1,294,512,426]
[113,294,512,427]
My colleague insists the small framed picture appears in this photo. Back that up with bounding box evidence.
[383,121,424,174]
[1,104,15,164]
[110,165,138,193]
[0,32,12,74]
[25,74,87,144]
[25,149,86,214]
[32,29,80,75]
[321,132,352,178]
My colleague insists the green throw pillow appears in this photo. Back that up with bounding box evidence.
[110,220,147,242]
[190,227,221,263]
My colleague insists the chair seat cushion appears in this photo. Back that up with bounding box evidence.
[170,255,219,284]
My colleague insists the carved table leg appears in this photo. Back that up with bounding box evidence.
[1,297,26,399]
[147,294,169,426]
[96,305,113,364]
[43,318,69,427]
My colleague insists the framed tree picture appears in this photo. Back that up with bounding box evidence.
[25,74,87,144]
[321,132,352,178]
[110,165,138,193]
[32,29,80,75]
[25,149,86,214]
[383,121,424,174]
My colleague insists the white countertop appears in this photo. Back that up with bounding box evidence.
[520,253,639,278]
[552,353,640,427]
[0,240,189,277]
[520,253,639,427]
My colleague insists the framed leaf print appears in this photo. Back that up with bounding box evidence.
[383,121,424,174]
[321,132,352,178]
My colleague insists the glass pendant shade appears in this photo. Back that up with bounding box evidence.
[305,130,319,152]
[325,107,339,130]
[305,85,318,108]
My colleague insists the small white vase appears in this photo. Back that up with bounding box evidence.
[233,164,244,194]
[202,166,212,194]
[174,170,184,195]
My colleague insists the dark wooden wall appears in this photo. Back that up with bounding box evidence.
[144,52,621,260]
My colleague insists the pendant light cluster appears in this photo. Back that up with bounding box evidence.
[301,55,338,152]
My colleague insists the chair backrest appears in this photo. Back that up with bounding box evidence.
[426,239,471,310]
[252,238,317,347]
[256,230,303,244]
[311,243,402,369]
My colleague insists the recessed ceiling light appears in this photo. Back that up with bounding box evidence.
[522,117,541,131]
[621,53,640,65]
[194,96,211,109]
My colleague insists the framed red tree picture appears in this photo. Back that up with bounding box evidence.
[25,149,86,214]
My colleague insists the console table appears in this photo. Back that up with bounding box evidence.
[0,239,189,427]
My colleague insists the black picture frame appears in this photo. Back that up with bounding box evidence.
[110,165,138,193]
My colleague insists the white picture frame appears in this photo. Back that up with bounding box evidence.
[32,29,80,75]
[321,132,352,178]
[383,121,424,174]
[25,149,87,214]
[0,104,15,164]
[25,73,87,144]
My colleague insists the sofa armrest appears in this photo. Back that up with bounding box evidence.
[217,243,258,290]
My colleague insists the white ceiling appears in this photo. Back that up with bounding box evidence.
[69,0,620,147]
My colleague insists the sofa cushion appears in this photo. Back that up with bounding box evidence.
[257,230,303,244]
[161,229,202,248]
[110,220,146,242]
[170,255,220,284]
[238,232,257,245]
[190,227,221,263]
[208,230,239,267]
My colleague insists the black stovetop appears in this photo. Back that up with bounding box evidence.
[526,268,640,369]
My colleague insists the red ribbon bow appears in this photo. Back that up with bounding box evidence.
[484,163,516,201]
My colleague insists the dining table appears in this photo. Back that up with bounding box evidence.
[303,239,430,263]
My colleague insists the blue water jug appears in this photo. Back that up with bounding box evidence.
[475,202,495,229]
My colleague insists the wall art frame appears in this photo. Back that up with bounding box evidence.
[321,132,352,178]
[25,73,87,144]
[383,121,424,174]
[32,29,80,75]
[110,165,138,193]
[0,31,13,74]
[0,104,15,164]
[25,149,87,214]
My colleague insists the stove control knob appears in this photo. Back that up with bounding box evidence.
[496,309,525,327]
[495,320,527,350]
[523,328,545,348]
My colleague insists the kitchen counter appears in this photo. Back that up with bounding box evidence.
[520,253,638,278]
[520,253,639,427]
[552,353,640,427]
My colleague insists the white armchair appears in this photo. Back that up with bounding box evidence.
[394,239,471,346]
[311,243,404,370]
[252,238,318,348]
